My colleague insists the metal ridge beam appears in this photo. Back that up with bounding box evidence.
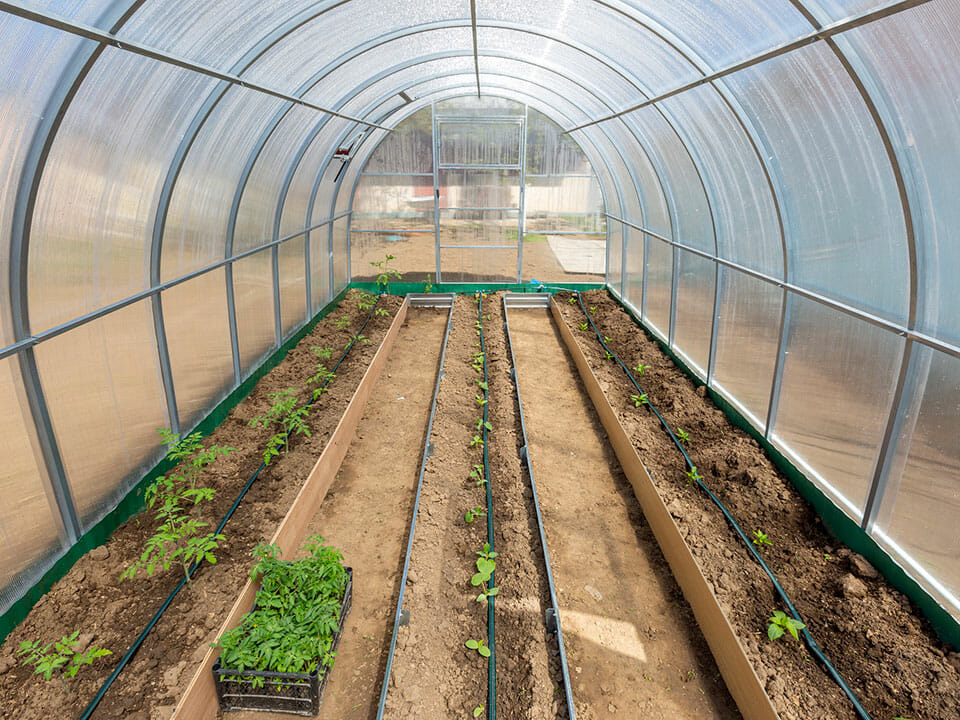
[565,0,933,132]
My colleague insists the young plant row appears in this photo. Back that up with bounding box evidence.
[571,295,805,649]
[16,292,382,690]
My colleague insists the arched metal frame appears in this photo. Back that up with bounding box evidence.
[0,0,953,617]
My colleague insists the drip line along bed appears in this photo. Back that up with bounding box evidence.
[1,289,957,720]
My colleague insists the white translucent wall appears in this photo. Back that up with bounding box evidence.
[0,0,956,629]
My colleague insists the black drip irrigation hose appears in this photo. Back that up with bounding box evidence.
[501,297,577,720]
[79,296,383,720]
[571,291,873,720]
[375,297,454,720]
[477,293,497,720]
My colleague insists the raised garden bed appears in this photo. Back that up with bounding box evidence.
[553,289,960,720]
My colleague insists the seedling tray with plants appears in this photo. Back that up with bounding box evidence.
[212,538,353,716]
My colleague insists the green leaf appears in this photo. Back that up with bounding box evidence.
[478,645,491,658]
[767,624,784,641]
[474,706,484,718]
[465,639,479,650]
[471,573,484,586]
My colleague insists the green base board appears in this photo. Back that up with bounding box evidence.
[0,287,349,644]
[605,287,960,651]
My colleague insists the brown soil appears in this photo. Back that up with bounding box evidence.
[383,296,489,718]
[554,289,960,720]
[228,306,450,720]
[0,289,402,720]
[507,306,741,720]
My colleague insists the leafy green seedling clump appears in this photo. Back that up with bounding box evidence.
[214,536,349,685]
[470,465,486,486]
[470,435,484,449]
[335,316,351,329]
[767,611,805,641]
[676,428,690,445]
[474,705,484,717]
[476,418,493,432]
[370,254,401,293]
[465,638,491,658]
[685,466,703,486]
[579,323,588,331]
[631,393,648,407]
[249,388,310,465]
[633,362,651,376]
[18,631,112,690]
[752,530,771,547]
[465,506,486,524]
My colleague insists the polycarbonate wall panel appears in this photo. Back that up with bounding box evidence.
[333,218,349,293]
[661,87,782,275]
[0,356,62,606]
[606,220,622,289]
[233,105,319,254]
[279,238,308,337]
[279,127,334,241]
[163,92,287,281]
[843,2,960,345]
[353,175,435,232]
[0,13,91,344]
[366,107,433,173]
[606,121,670,236]
[627,107,714,253]
[309,225,330,310]
[34,299,168,528]
[438,122,521,166]
[713,269,782,428]
[726,44,908,323]
[233,250,275,375]
[771,296,903,519]
[163,270,234,430]
[526,109,593,175]
[672,251,714,377]
[875,345,960,612]
[624,227,645,307]
[439,170,520,208]
[644,239,673,339]
[28,49,218,333]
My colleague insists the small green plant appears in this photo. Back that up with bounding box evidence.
[579,323,588,331]
[604,350,613,361]
[465,638,491,658]
[676,428,690,445]
[473,705,484,718]
[685,466,702,486]
[312,346,334,360]
[471,543,499,604]
[356,292,376,311]
[752,530,771,547]
[470,435,484,449]
[370,254,401,293]
[470,465,486,486]
[155,429,234,491]
[375,308,390,317]
[249,388,310,465]
[603,336,612,343]
[18,631,112,690]
[568,296,577,304]
[424,274,434,293]
[475,394,487,406]
[476,542,498,561]
[630,393,648,407]
[335,316,351,329]
[589,306,596,315]
[633,362,651,376]
[477,380,488,391]
[476,418,493,432]
[475,320,483,337]
[767,611,805,641]
[465,506,486,524]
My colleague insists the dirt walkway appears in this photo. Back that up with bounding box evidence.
[227,307,448,720]
[507,307,740,720]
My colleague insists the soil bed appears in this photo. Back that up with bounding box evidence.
[0,289,402,720]
[508,305,740,720]
[554,289,960,720]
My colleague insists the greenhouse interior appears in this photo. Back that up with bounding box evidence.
[1,1,959,719]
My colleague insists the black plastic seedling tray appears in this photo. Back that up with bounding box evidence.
[213,567,353,716]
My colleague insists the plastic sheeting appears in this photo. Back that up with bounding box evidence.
[0,0,957,626]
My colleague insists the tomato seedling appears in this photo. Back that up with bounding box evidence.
[18,631,112,690]
[475,394,487,406]
[676,428,690,445]
[311,346,334,360]
[630,393,648,407]
[685,466,703,486]
[370,254,401,293]
[767,611,805,641]
[752,530,771,547]
[335,316,351,329]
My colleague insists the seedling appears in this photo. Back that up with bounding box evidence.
[476,542,498,561]
[465,639,491,658]
[589,306,596,315]
[767,611,805,641]
[685,466,702,486]
[249,389,311,464]
[470,465,486,486]
[477,380,488,391]
[18,631,112,690]
[474,706,484,718]
[568,296,577,304]
[633,362,651,376]
[579,323,588,331]
[356,292,376,311]
[476,418,493,432]
[370,254,401,293]
[604,351,613,361]
[424,274,433,293]
[465,506,486,523]
[676,428,690,445]
[475,394,487,406]
[154,429,234,492]
[630,393,648,407]
[470,435,484,449]
[335,316,351,329]
[603,336,612,343]
[375,308,390,317]
[312,346,334,360]
[752,530,771,547]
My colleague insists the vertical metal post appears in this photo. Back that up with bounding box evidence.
[149,295,181,434]
[668,246,679,346]
[431,102,442,282]
[516,104,529,282]
[765,290,793,438]
[620,214,628,297]
[641,231,649,320]
[271,244,282,344]
[707,263,722,384]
